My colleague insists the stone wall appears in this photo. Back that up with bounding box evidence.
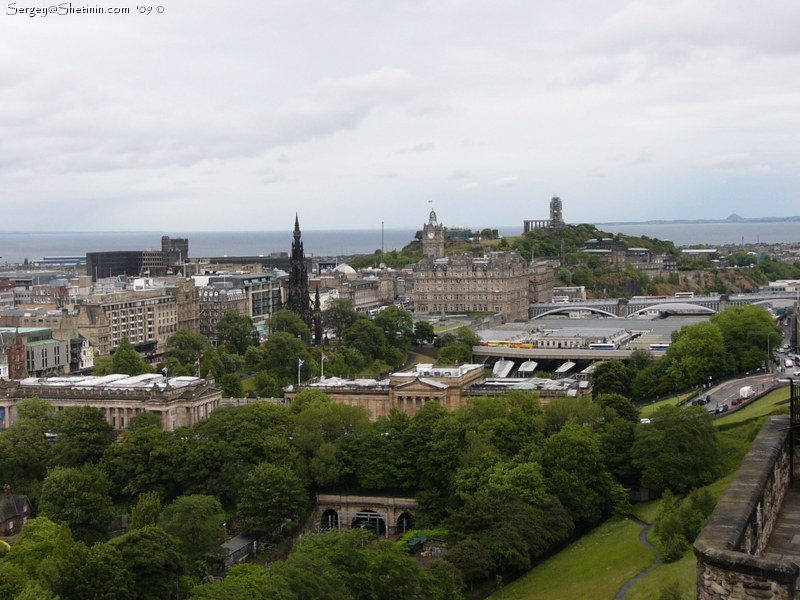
[694,416,798,600]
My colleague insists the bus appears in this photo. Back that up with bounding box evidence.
[589,343,617,350]
[674,292,695,299]
[649,343,671,351]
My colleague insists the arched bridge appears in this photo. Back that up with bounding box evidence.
[314,494,417,539]
[530,292,798,320]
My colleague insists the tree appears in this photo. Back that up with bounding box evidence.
[216,311,256,355]
[665,322,732,386]
[711,305,783,372]
[270,551,352,600]
[290,400,371,486]
[539,424,618,523]
[191,563,295,600]
[128,411,163,430]
[39,465,115,545]
[443,539,495,586]
[257,332,313,384]
[3,517,77,580]
[631,405,721,494]
[454,326,480,347]
[322,298,359,339]
[13,582,60,600]
[129,491,162,530]
[51,542,135,600]
[16,397,54,424]
[49,406,115,468]
[237,463,309,534]
[341,319,386,361]
[324,346,367,377]
[0,420,50,491]
[374,306,414,351]
[100,426,181,501]
[218,373,244,398]
[596,393,639,424]
[413,321,436,345]
[164,329,211,367]
[251,371,283,397]
[160,495,226,565]
[111,337,153,376]
[590,360,630,399]
[268,309,312,344]
[108,526,184,600]
[437,343,472,364]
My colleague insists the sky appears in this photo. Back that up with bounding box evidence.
[2,0,800,232]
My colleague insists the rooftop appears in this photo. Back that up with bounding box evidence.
[19,373,204,391]
[393,363,483,379]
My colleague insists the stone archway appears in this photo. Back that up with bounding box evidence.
[396,512,414,534]
[320,508,340,532]
[351,510,386,536]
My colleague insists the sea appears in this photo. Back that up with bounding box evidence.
[1,221,799,265]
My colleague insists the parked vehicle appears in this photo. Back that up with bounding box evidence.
[739,386,755,400]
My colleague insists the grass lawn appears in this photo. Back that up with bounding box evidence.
[241,377,257,392]
[491,516,655,600]
[624,551,696,600]
[637,394,691,417]
[631,500,661,524]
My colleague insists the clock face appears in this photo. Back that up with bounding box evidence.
[427,231,435,239]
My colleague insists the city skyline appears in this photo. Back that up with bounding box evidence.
[3,1,800,231]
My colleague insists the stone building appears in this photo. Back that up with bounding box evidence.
[284,363,486,421]
[0,486,32,536]
[166,278,201,334]
[207,273,283,327]
[0,328,69,377]
[422,209,445,261]
[579,237,678,275]
[412,252,532,322]
[198,287,248,346]
[0,374,222,431]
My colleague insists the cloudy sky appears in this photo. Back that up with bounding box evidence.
[2,0,800,232]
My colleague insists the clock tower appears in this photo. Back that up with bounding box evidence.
[422,208,445,260]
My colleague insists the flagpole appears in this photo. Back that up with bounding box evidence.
[298,359,301,385]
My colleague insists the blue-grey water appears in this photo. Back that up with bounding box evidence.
[1,221,799,265]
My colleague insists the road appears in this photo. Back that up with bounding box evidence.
[702,325,796,415]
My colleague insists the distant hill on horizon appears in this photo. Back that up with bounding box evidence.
[597,214,800,226]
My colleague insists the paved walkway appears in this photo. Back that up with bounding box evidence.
[613,516,661,600]
[764,487,800,590]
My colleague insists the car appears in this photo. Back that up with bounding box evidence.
[716,404,729,414]
[639,418,651,424]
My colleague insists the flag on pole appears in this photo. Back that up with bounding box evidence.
[162,367,168,375]
[321,353,328,362]
[298,359,305,367]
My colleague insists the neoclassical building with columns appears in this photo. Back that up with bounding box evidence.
[0,373,222,431]
[284,363,487,421]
